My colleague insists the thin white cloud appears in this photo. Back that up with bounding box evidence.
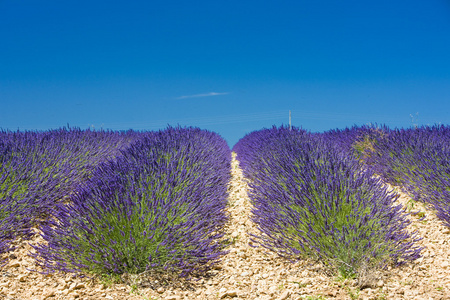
[175,92,229,100]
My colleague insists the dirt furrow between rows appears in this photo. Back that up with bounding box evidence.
[375,186,450,299]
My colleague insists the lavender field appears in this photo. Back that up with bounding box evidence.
[1,124,450,299]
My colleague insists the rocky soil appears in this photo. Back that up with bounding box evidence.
[1,153,449,299]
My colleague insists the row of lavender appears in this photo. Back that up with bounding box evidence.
[324,124,450,228]
[233,126,422,285]
[0,128,136,255]
[1,127,231,278]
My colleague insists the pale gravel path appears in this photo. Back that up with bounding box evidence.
[374,185,450,300]
[0,153,449,299]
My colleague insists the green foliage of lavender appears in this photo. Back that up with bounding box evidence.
[233,126,421,281]
[32,127,231,278]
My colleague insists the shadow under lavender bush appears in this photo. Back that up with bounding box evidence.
[32,127,231,280]
[234,126,422,286]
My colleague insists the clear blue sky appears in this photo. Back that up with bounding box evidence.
[1,0,450,147]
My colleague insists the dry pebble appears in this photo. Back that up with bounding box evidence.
[1,153,450,299]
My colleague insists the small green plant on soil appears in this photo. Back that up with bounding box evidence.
[345,286,360,300]
[406,198,416,211]
[129,283,139,294]
[406,198,426,218]
[302,295,327,300]
[375,292,388,300]
[291,281,308,288]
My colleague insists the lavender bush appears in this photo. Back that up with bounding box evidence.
[0,131,61,256]
[32,127,231,279]
[364,125,450,227]
[0,138,32,255]
[0,128,136,257]
[234,126,421,284]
